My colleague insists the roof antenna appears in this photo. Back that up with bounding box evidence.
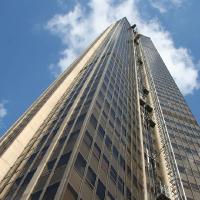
[130,24,137,35]
[131,24,136,30]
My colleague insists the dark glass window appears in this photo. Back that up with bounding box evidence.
[195,160,200,166]
[74,153,87,176]
[41,145,49,154]
[102,110,107,119]
[90,114,98,129]
[83,131,93,147]
[97,125,105,138]
[118,177,124,194]
[128,135,131,144]
[30,190,42,200]
[171,142,178,149]
[40,134,48,144]
[96,180,106,200]
[43,182,60,200]
[66,184,78,200]
[27,153,37,164]
[59,136,67,144]
[107,91,112,100]
[112,146,118,160]
[116,118,121,129]
[126,187,131,200]
[187,198,194,200]
[122,126,126,137]
[57,152,71,168]
[88,90,95,98]
[102,82,107,92]
[178,165,185,173]
[174,153,182,160]
[15,176,23,186]
[47,159,56,170]
[109,83,114,91]
[127,165,131,177]
[93,143,101,160]
[107,192,115,200]
[110,108,115,120]
[191,183,199,191]
[86,167,96,187]
[133,174,137,186]
[76,113,86,125]
[68,130,79,144]
[68,119,75,126]
[110,166,117,183]
[105,136,112,150]
[98,91,104,102]
[104,100,110,111]
[115,130,120,138]
[113,100,117,108]
[101,155,109,172]
[23,170,35,186]
[109,121,114,129]
[104,76,109,84]
[96,101,102,110]
[120,156,125,171]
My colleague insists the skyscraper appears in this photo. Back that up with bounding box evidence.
[0,17,199,200]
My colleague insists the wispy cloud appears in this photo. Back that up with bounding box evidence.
[148,0,184,13]
[0,101,7,126]
[46,0,199,95]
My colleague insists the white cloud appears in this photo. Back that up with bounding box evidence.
[46,0,199,95]
[0,102,7,124]
[148,0,184,13]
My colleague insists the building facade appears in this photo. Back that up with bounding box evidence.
[0,17,199,200]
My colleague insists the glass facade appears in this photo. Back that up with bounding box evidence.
[0,17,199,200]
[140,35,200,200]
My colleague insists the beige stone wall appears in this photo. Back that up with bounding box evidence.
[0,24,113,183]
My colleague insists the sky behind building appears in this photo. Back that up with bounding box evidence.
[0,0,200,135]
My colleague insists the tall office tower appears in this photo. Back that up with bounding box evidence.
[0,17,199,200]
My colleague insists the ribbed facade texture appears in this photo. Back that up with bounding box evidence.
[0,18,199,200]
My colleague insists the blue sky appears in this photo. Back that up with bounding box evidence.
[0,0,200,136]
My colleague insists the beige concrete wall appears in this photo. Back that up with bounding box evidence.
[21,24,114,200]
[0,24,113,183]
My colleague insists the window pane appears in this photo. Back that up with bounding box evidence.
[86,167,96,188]
[118,177,124,194]
[93,143,101,160]
[66,184,78,200]
[110,166,117,183]
[119,155,125,171]
[47,159,56,170]
[59,136,67,144]
[127,165,131,177]
[107,192,115,200]
[43,182,60,200]
[74,153,87,176]
[83,131,93,147]
[105,136,112,150]
[126,187,131,200]
[90,114,98,129]
[97,125,105,139]
[57,151,71,168]
[75,113,86,126]
[101,155,109,172]
[96,180,106,200]
[112,146,118,160]
[23,170,35,186]
[30,190,42,200]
